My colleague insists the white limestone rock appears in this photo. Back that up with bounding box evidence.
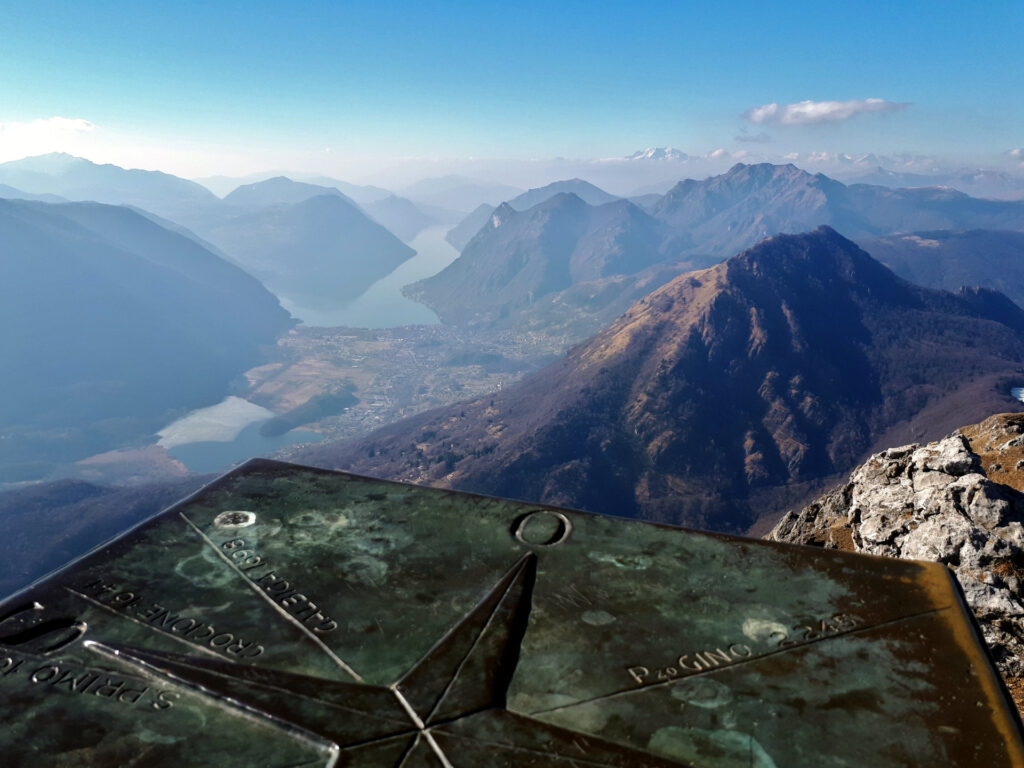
[769,431,1024,676]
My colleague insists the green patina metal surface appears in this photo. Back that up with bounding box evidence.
[0,458,1021,766]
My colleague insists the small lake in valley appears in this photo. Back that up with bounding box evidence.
[157,396,324,473]
[279,225,460,328]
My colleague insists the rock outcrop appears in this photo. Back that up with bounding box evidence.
[769,412,1024,677]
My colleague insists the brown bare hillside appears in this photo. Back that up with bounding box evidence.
[298,227,1024,532]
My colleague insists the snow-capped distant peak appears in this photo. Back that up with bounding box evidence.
[627,147,688,161]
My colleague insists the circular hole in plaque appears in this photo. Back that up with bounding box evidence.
[214,510,257,528]
[513,510,572,546]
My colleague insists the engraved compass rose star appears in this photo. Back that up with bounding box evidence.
[86,554,682,768]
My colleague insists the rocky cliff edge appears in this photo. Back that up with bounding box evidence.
[769,412,1024,695]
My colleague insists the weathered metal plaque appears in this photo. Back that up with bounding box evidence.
[1,459,1022,766]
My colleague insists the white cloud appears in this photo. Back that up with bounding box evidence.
[745,98,909,126]
[1008,148,1023,158]
[0,117,97,162]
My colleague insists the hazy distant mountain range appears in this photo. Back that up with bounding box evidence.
[428,163,1024,330]
[399,175,524,213]
[302,227,1024,532]
[194,173,395,204]
[298,176,394,205]
[0,153,219,223]
[649,163,1024,257]
[508,178,620,210]
[10,154,1023,331]
[221,176,355,208]
[0,156,437,314]
[202,190,415,311]
[0,183,68,203]
[7,153,1024,343]
[361,194,437,242]
[845,167,1024,201]
[0,198,292,481]
[617,148,1024,201]
[219,176,434,242]
[444,179,621,251]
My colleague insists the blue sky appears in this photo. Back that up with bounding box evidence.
[1,0,1021,181]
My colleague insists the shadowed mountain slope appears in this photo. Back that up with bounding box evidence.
[0,199,292,480]
[302,227,1024,532]
[410,194,679,325]
[0,475,209,595]
[858,229,1024,308]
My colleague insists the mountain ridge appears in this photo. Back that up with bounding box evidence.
[203,193,416,310]
[302,227,1024,531]
[429,162,1024,329]
[222,176,355,208]
[444,179,620,251]
[410,193,676,325]
[0,153,220,222]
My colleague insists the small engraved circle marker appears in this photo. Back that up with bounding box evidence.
[214,511,257,528]
[513,511,572,547]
